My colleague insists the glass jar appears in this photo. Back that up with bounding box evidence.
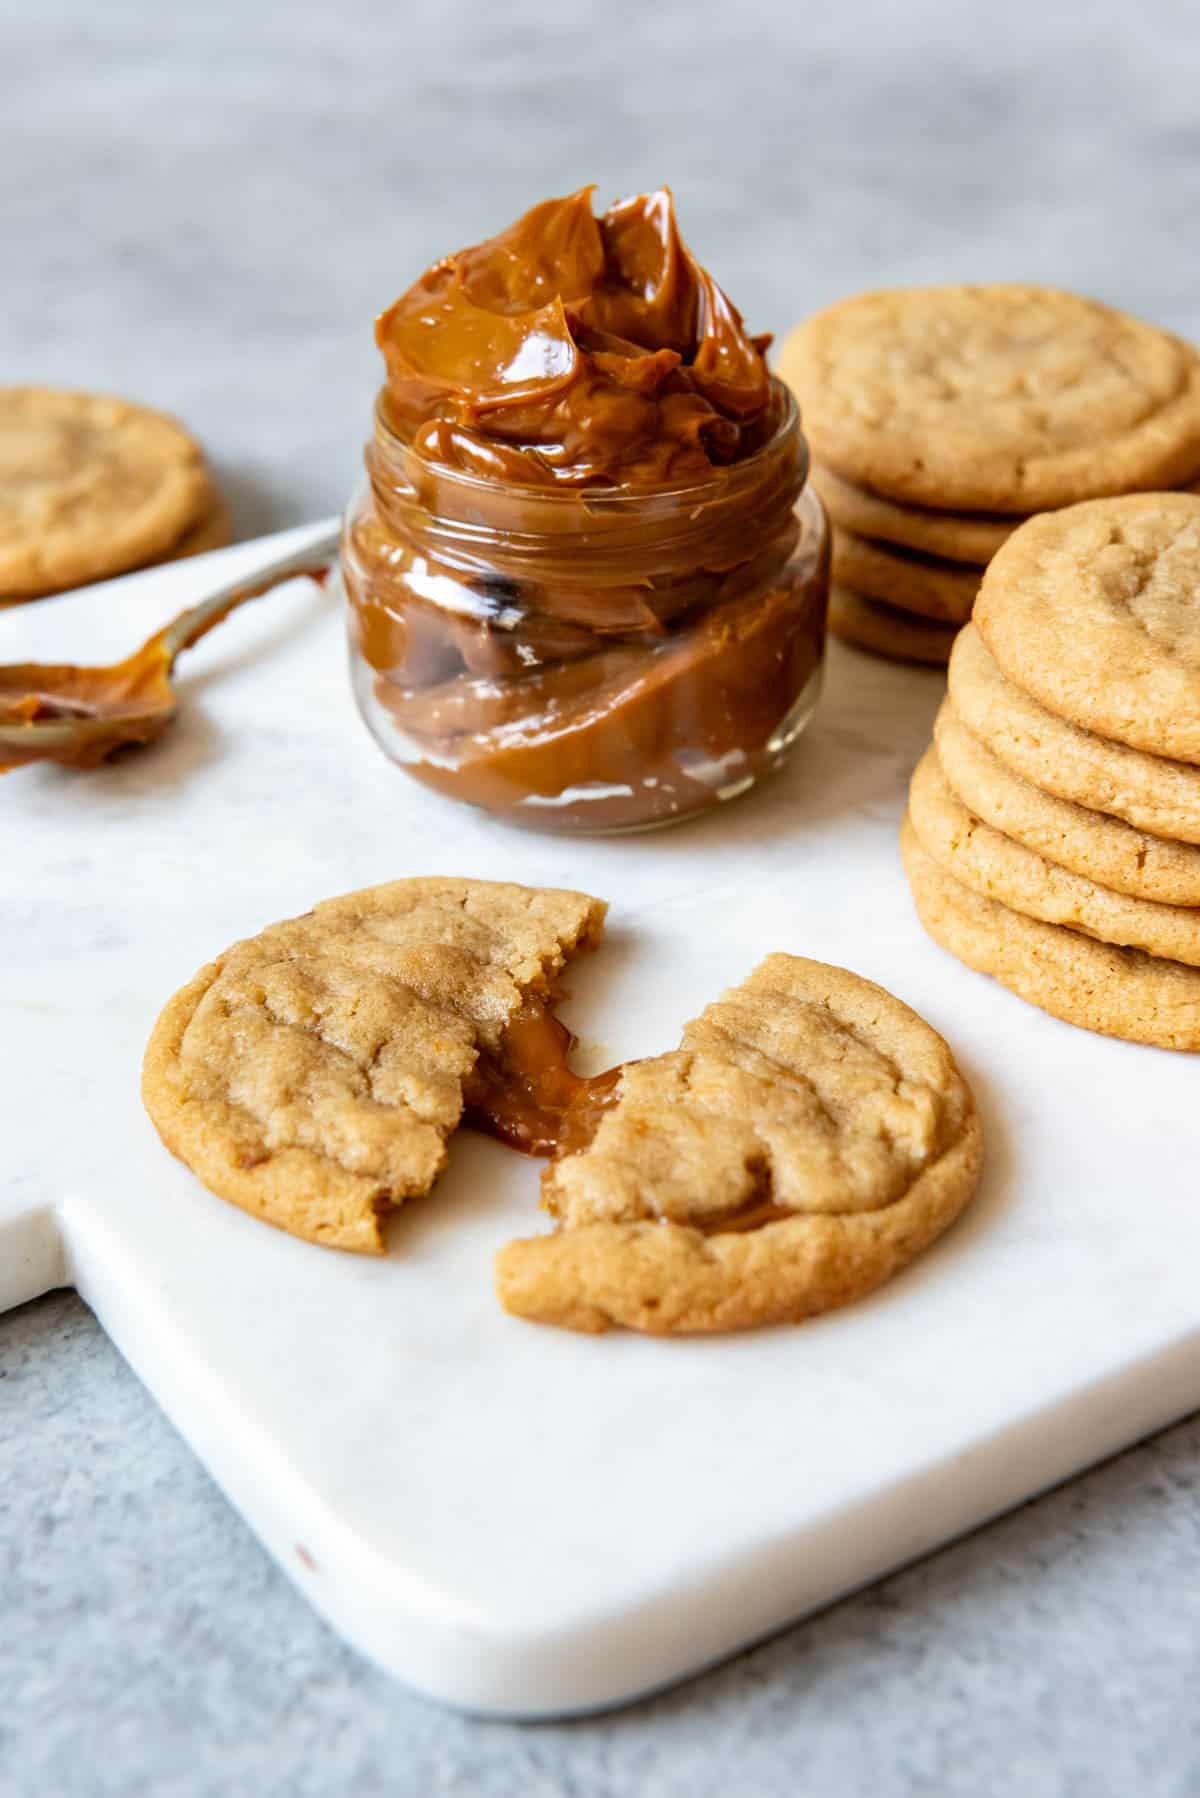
[341,379,829,833]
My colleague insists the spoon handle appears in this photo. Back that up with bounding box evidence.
[157,521,343,664]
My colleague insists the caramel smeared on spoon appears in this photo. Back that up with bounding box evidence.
[0,532,337,772]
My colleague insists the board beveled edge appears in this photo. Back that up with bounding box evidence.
[0,1200,67,1312]
[48,1192,1200,1717]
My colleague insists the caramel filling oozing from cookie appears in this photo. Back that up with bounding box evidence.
[465,1000,822,1237]
[494,953,983,1334]
[462,995,623,1158]
[690,1193,795,1234]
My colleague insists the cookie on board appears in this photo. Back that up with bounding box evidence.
[948,624,1200,846]
[973,492,1200,765]
[902,817,1200,1051]
[907,746,1200,968]
[496,953,982,1334]
[934,701,1200,906]
[142,878,606,1252]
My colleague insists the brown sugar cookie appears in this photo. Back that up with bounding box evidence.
[495,954,982,1335]
[0,387,212,597]
[142,878,606,1253]
[813,463,1016,564]
[948,624,1200,846]
[902,816,1200,1051]
[830,588,959,667]
[908,745,1200,967]
[831,527,980,623]
[934,701,1200,906]
[973,492,1200,765]
[1,480,230,603]
[779,286,1200,513]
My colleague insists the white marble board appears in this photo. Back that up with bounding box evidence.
[3,523,1199,1716]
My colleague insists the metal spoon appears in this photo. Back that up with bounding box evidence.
[0,524,341,771]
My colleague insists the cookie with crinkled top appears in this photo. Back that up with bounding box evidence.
[0,387,212,596]
[973,492,1200,764]
[780,286,1200,513]
[495,953,982,1334]
[902,816,1200,1051]
[142,878,606,1253]
[948,624,1200,845]
[908,744,1200,968]
[934,700,1200,906]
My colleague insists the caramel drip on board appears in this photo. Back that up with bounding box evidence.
[464,1000,799,1238]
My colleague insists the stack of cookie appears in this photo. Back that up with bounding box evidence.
[0,386,228,604]
[902,493,1200,1051]
[779,285,1200,666]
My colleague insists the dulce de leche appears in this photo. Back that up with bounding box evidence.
[342,187,829,832]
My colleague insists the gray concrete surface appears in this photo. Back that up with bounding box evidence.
[5,1,1200,1791]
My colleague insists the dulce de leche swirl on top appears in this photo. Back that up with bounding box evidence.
[344,188,829,833]
[374,186,780,488]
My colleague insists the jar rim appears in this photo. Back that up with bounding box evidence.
[371,376,805,510]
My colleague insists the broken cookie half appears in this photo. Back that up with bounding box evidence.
[141,877,606,1252]
[495,954,982,1334]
